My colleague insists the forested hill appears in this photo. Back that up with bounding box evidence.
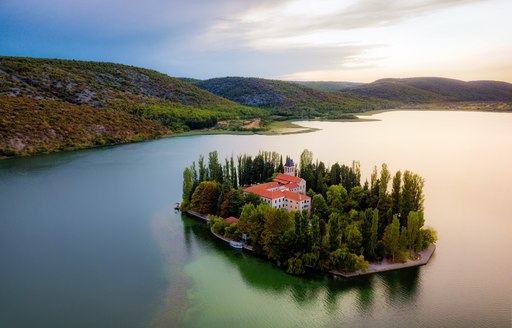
[0,57,261,157]
[340,77,512,103]
[196,77,396,118]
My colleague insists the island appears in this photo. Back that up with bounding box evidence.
[181,149,437,277]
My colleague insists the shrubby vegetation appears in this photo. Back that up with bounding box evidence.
[0,96,166,157]
[196,77,399,118]
[2,56,510,157]
[182,150,437,275]
[0,56,264,156]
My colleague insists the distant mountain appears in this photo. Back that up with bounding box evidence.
[342,77,512,103]
[2,56,510,158]
[292,81,363,92]
[176,77,203,84]
[0,57,260,157]
[196,77,394,117]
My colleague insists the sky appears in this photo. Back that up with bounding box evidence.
[1,0,511,82]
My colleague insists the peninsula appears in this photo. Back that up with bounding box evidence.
[181,150,437,276]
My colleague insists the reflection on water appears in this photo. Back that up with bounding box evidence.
[380,267,420,302]
[1,111,511,328]
[179,213,421,325]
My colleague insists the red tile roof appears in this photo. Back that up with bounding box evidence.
[283,190,310,201]
[286,183,300,190]
[224,217,239,224]
[255,181,280,190]
[244,186,285,200]
[274,173,303,184]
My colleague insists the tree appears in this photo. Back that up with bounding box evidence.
[313,161,327,195]
[407,211,420,252]
[230,155,238,189]
[382,215,400,261]
[326,184,347,211]
[244,203,269,253]
[244,192,262,206]
[198,154,207,181]
[262,208,293,260]
[346,224,363,254]
[293,210,310,252]
[329,163,341,186]
[237,203,255,235]
[311,194,329,221]
[210,215,228,236]
[220,189,244,218]
[310,215,321,247]
[299,149,313,176]
[208,150,223,183]
[349,186,365,210]
[329,247,368,272]
[391,170,402,215]
[327,213,341,251]
[287,257,305,275]
[277,155,284,173]
[189,181,220,214]
[400,170,425,224]
[182,167,193,208]
[377,163,391,220]
[367,208,379,259]
[416,228,438,252]
[399,226,408,260]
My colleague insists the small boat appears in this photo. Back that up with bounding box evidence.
[229,241,244,249]
[174,203,180,210]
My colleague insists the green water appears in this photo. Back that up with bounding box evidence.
[1,111,511,327]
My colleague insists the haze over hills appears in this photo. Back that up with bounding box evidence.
[338,77,512,103]
[196,77,395,118]
[292,81,363,92]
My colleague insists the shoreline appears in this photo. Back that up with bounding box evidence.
[184,210,436,279]
[3,106,510,160]
[330,244,436,278]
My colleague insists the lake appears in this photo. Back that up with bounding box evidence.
[0,110,510,327]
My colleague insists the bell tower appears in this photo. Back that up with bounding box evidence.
[284,156,295,176]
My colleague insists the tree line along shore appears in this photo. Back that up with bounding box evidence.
[181,150,437,276]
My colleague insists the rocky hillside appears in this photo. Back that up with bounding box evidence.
[0,57,261,157]
[196,77,396,118]
[341,77,512,103]
[0,96,167,156]
[292,81,362,92]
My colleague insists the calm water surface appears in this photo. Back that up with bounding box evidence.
[0,111,511,327]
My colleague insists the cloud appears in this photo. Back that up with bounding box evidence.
[155,43,379,79]
[1,0,510,81]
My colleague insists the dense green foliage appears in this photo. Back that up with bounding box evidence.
[181,150,282,213]
[342,77,512,103]
[182,150,437,275]
[197,77,397,118]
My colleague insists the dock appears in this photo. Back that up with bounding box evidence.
[210,228,254,252]
[185,210,210,222]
